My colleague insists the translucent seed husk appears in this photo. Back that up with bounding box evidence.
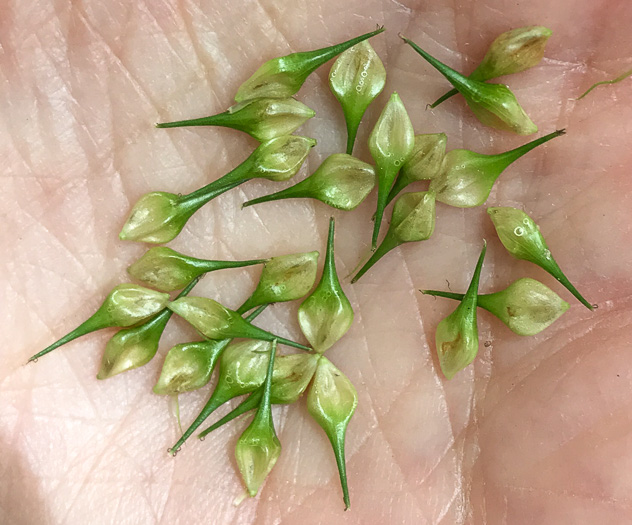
[298,218,354,353]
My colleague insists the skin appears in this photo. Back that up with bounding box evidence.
[2,1,632,523]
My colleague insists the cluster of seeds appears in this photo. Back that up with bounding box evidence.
[31,24,595,509]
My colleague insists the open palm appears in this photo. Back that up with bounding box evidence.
[2,1,632,524]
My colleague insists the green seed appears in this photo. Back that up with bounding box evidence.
[242,153,376,211]
[400,34,538,135]
[329,40,386,154]
[369,92,415,249]
[431,26,553,108]
[156,97,315,142]
[487,207,594,309]
[429,130,565,208]
[434,242,486,379]
[298,218,354,353]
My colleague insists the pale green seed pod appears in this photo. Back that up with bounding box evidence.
[235,342,281,497]
[352,191,436,282]
[299,219,354,353]
[157,98,315,142]
[401,35,537,135]
[423,278,570,336]
[487,207,593,309]
[431,26,553,108]
[239,251,320,312]
[249,135,317,182]
[153,340,221,394]
[119,136,315,244]
[435,243,486,379]
[307,356,358,510]
[270,353,320,403]
[242,153,376,211]
[429,130,564,208]
[329,40,386,154]
[479,278,569,335]
[472,26,553,80]
[128,246,265,292]
[387,133,447,203]
[167,297,311,350]
[234,28,385,102]
[29,284,170,363]
[369,92,415,248]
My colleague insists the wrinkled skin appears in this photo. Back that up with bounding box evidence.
[2,1,632,524]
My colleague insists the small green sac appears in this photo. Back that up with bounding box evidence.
[307,356,358,510]
[298,218,354,353]
[153,305,267,396]
[386,133,447,205]
[97,277,200,380]
[234,27,386,102]
[429,129,565,208]
[242,154,376,211]
[234,341,281,498]
[487,207,594,310]
[329,40,386,154]
[119,135,316,244]
[400,34,537,135]
[352,191,436,283]
[237,251,320,313]
[156,97,315,142]
[128,246,266,292]
[198,352,320,438]
[369,92,415,249]
[577,67,632,100]
[169,339,275,454]
[29,284,170,362]
[167,296,311,351]
[435,242,486,379]
[431,26,553,108]
[422,277,570,336]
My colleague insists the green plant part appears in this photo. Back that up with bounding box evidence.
[97,278,199,380]
[487,207,594,310]
[369,92,415,249]
[429,129,565,208]
[577,67,632,100]
[156,97,315,141]
[198,352,320,438]
[329,40,386,154]
[237,251,320,313]
[119,135,316,243]
[128,247,266,292]
[153,305,267,396]
[234,341,282,498]
[234,27,386,102]
[431,26,553,108]
[307,356,358,510]
[352,191,436,283]
[169,339,274,454]
[167,297,311,350]
[435,242,486,379]
[400,34,537,135]
[29,284,170,363]
[386,133,447,205]
[242,154,376,211]
[298,218,354,353]
[422,277,570,336]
